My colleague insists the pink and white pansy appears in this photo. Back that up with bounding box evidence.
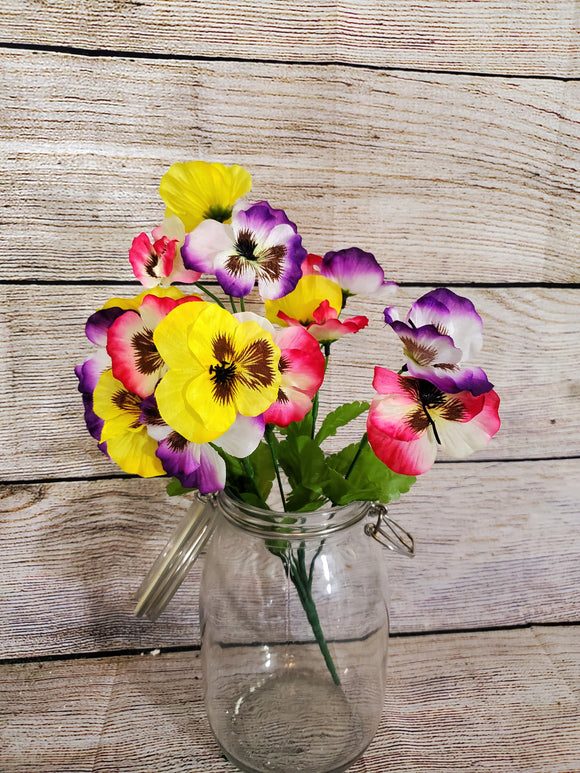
[181,201,306,299]
[263,326,326,427]
[106,291,201,398]
[129,216,202,288]
[367,367,500,476]
[384,288,493,396]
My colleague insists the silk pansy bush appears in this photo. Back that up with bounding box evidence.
[77,160,500,510]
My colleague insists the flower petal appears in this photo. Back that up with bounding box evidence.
[159,161,252,232]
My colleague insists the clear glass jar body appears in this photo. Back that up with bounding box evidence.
[199,494,390,773]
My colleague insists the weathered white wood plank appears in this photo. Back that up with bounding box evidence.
[0,1,578,76]
[2,51,579,283]
[0,285,577,481]
[1,462,578,658]
[1,627,578,772]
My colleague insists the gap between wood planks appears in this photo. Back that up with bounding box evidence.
[1,455,579,487]
[0,622,578,668]
[2,279,580,289]
[0,40,579,83]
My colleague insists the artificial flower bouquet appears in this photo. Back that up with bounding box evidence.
[76,160,500,508]
[76,160,500,679]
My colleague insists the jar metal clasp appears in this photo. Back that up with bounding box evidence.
[364,503,415,557]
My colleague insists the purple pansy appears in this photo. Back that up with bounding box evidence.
[181,200,306,299]
[319,247,392,297]
[140,396,265,492]
[75,307,125,447]
[385,288,493,396]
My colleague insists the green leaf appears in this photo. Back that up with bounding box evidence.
[277,435,328,494]
[247,441,275,503]
[285,485,327,512]
[166,478,195,497]
[314,401,370,445]
[326,444,416,505]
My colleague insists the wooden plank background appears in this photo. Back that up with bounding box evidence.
[2,627,578,772]
[1,1,578,76]
[0,2,578,770]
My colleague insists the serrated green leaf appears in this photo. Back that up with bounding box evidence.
[314,401,370,445]
[342,445,416,504]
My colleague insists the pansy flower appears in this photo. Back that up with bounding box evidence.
[107,291,201,398]
[263,326,326,427]
[75,306,127,442]
[264,274,343,327]
[181,201,306,299]
[301,249,396,303]
[385,288,493,396]
[153,301,281,444]
[129,216,201,288]
[92,369,165,478]
[141,395,265,492]
[159,161,252,232]
[367,367,501,476]
[265,274,368,344]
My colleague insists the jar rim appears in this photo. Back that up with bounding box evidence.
[216,490,372,539]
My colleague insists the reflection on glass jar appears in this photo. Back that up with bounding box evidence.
[200,493,393,773]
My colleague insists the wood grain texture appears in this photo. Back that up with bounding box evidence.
[1,626,578,772]
[1,463,578,658]
[0,284,577,481]
[0,1,578,76]
[2,51,579,283]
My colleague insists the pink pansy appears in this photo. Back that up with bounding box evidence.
[278,300,368,344]
[367,367,500,476]
[264,326,326,427]
[129,216,202,288]
[107,291,202,398]
[300,253,324,276]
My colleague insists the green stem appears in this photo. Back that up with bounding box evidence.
[239,296,245,312]
[345,432,368,480]
[265,424,286,511]
[310,392,319,440]
[310,343,331,440]
[229,295,238,313]
[289,549,340,685]
[194,282,226,309]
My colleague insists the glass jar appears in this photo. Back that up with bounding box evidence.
[199,492,411,773]
[134,492,413,773]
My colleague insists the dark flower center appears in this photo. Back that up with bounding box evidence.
[235,230,258,261]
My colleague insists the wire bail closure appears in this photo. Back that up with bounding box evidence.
[364,503,415,557]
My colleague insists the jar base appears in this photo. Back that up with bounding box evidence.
[209,668,375,773]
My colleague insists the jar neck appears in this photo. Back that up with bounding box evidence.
[216,491,371,540]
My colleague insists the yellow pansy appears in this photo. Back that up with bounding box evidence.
[153,302,281,444]
[159,161,252,232]
[264,274,343,328]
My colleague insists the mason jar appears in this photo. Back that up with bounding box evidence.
[197,491,413,773]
